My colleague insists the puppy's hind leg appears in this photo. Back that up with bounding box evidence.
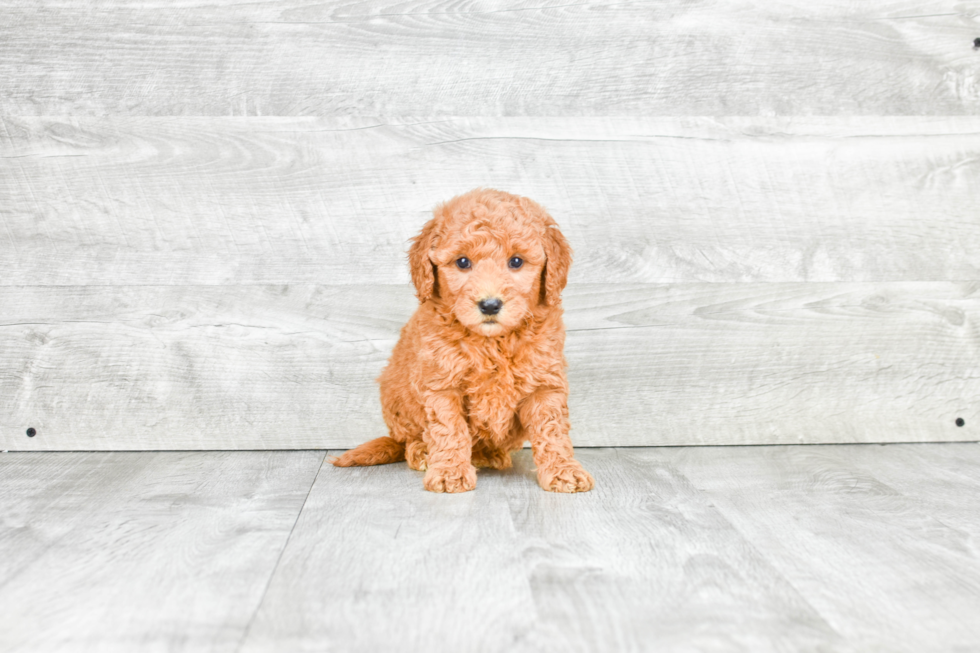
[380,381,426,470]
[405,439,428,471]
[471,437,513,470]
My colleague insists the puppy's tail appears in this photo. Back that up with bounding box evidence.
[330,436,406,467]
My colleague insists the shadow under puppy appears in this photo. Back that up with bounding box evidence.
[333,188,594,494]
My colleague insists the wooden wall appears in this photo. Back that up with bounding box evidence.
[1,1,978,449]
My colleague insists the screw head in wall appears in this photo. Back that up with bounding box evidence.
[26,427,37,437]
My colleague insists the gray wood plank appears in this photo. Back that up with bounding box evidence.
[240,448,839,653]
[2,282,976,450]
[660,444,980,653]
[238,450,539,653]
[3,117,979,285]
[1,1,977,116]
[567,282,980,446]
[0,450,325,653]
[4,446,979,652]
[791,443,980,540]
[0,284,406,451]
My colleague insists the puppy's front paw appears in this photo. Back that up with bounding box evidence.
[538,461,594,493]
[424,463,477,493]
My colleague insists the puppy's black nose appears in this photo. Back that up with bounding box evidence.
[478,298,503,315]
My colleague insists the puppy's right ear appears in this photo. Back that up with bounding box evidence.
[408,218,439,302]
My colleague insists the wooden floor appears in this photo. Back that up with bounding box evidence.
[2,445,979,652]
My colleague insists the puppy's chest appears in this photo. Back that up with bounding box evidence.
[460,347,533,432]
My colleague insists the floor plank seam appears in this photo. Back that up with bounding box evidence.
[671,462,847,642]
[233,450,329,653]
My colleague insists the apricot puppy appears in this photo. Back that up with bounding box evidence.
[333,188,594,493]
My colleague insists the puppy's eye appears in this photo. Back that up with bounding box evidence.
[455,257,471,270]
[508,256,524,270]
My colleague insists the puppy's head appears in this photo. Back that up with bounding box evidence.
[409,188,571,336]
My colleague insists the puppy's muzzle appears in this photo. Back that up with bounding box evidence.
[478,298,503,316]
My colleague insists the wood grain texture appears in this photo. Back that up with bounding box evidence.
[660,443,980,653]
[788,443,980,551]
[239,448,538,653]
[4,446,979,652]
[0,284,408,450]
[1,1,978,116]
[3,116,980,285]
[2,282,976,450]
[239,448,838,653]
[0,450,324,653]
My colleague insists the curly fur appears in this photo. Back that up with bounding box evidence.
[333,189,594,494]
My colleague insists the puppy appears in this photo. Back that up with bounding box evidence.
[333,189,594,493]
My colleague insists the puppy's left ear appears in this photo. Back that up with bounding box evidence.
[540,221,572,306]
[408,217,439,302]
